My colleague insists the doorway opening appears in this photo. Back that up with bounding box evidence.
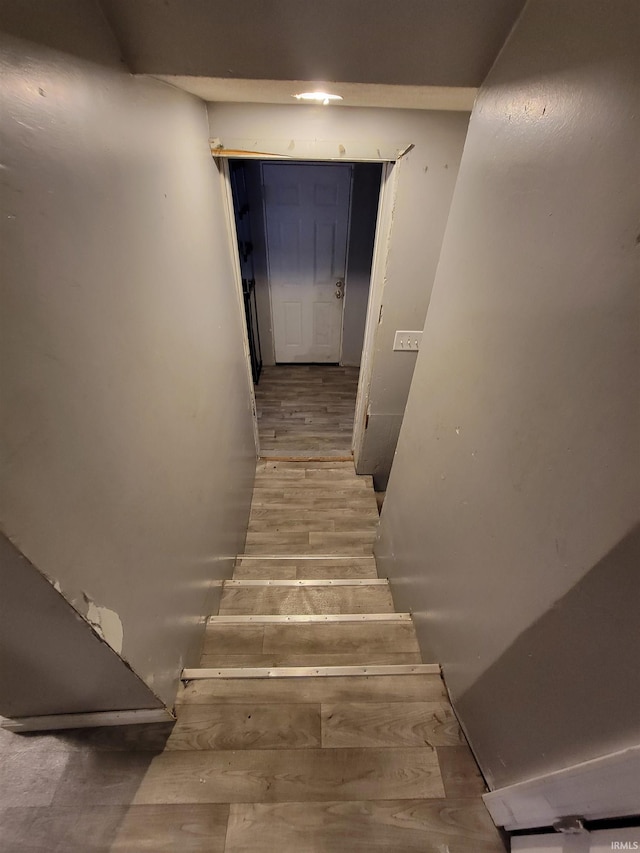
[228,159,383,457]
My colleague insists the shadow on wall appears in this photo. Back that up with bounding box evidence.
[456,522,640,790]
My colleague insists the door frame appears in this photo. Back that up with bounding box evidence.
[217,153,400,463]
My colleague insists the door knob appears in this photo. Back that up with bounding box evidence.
[335,290,343,299]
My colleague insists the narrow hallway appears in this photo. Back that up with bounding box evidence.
[130,459,505,851]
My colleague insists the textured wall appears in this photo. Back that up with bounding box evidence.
[376,0,640,788]
[0,4,256,714]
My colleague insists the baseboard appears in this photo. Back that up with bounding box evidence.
[1,707,175,732]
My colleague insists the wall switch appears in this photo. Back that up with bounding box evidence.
[393,330,422,352]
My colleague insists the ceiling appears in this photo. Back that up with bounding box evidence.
[154,77,478,112]
[99,0,527,109]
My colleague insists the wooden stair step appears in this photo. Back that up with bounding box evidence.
[165,703,321,751]
[164,701,462,753]
[244,532,376,556]
[132,747,445,805]
[233,556,378,580]
[202,619,420,657]
[256,460,356,470]
[223,799,505,853]
[176,674,448,705]
[321,701,465,749]
[248,506,379,521]
[246,517,378,534]
[218,580,394,615]
[199,651,424,667]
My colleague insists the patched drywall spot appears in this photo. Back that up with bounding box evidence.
[85,598,124,655]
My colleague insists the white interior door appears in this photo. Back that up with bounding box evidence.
[263,162,352,363]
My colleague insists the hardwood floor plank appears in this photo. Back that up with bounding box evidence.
[293,563,379,579]
[247,507,379,521]
[203,624,264,655]
[132,747,444,805]
[234,557,377,567]
[199,652,424,667]
[244,541,374,556]
[256,461,355,470]
[305,469,372,482]
[250,495,377,508]
[166,704,320,750]
[111,804,229,852]
[261,621,419,654]
[233,562,298,580]
[218,584,394,615]
[308,531,375,547]
[254,467,306,478]
[232,558,378,580]
[243,535,312,554]
[176,675,448,706]
[247,520,337,533]
[225,799,506,853]
[253,481,371,494]
[333,517,378,531]
[321,702,465,749]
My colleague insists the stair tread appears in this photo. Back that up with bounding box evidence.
[204,620,419,654]
[177,674,448,705]
[233,555,379,580]
[218,584,394,615]
[223,799,504,853]
[163,700,463,752]
[132,746,444,805]
[199,652,423,667]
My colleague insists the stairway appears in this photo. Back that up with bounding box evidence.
[132,460,505,851]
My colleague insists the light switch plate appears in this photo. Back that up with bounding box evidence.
[393,330,422,351]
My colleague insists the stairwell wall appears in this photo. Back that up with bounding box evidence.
[0,1,256,714]
[376,0,640,790]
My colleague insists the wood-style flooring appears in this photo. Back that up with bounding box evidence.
[255,365,359,454]
[0,460,506,852]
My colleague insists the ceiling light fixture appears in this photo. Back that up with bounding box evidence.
[293,91,343,106]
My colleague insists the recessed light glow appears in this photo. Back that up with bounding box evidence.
[293,91,343,106]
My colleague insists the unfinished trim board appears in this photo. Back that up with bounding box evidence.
[182,664,441,679]
[219,157,261,454]
[484,744,640,830]
[1,708,175,733]
[211,138,412,162]
[352,161,399,467]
